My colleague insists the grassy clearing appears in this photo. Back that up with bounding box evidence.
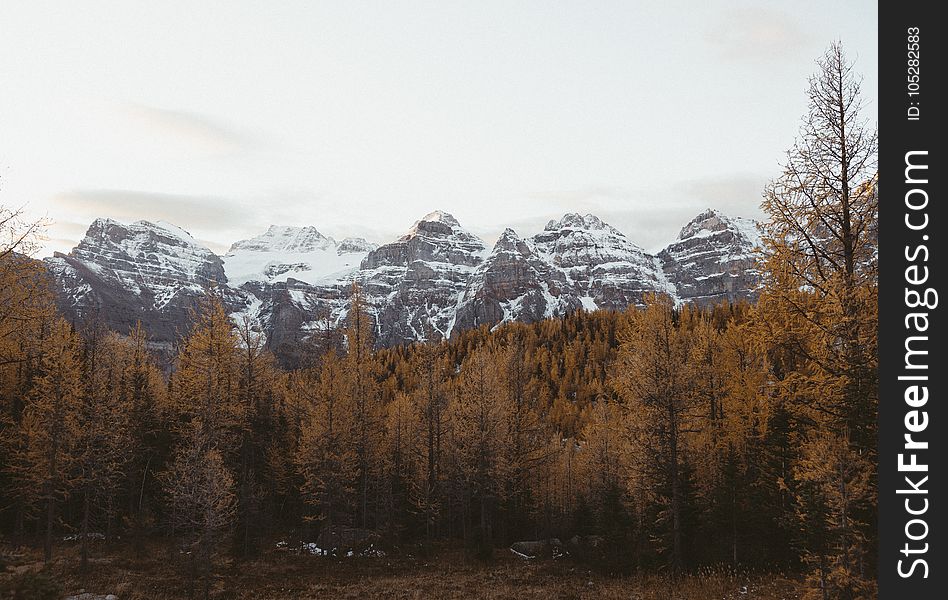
[1,540,802,599]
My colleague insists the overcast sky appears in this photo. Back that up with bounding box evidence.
[1,1,877,256]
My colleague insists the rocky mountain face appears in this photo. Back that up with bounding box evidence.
[45,209,762,365]
[658,209,763,304]
[45,218,241,346]
[358,211,489,345]
[453,214,674,332]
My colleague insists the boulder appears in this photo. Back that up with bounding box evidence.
[509,538,565,559]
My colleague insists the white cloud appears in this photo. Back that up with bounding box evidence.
[122,104,260,155]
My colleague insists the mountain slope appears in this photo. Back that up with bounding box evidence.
[658,209,762,304]
[224,225,374,286]
[453,213,675,333]
[45,218,243,345]
[357,210,489,345]
[45,208,762,364]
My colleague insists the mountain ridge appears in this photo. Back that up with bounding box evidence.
[44,209,763,365]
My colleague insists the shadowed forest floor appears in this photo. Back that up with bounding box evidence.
[1,540,804,600]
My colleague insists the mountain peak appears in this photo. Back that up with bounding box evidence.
[491,228,525,253]
[88,216,121,229]
[228,225,333,254]
[337,237,377,254]
[223,225,370,286]
[544,213,622,236]
[81,218,202,248]
[62,217,225,306]
[400,210,480,244]
[677,209,760,246]
[264,224,324,237]
[151,220,199,242]
[499,227,520,239]
[419,210,460,227]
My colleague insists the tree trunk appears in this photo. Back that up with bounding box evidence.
[732,482,738,569]
[240,439,251,559]
[13,501,24,546]
[80,487,91,572]
[669,403,682,573]
[43,481,55,563]
[134,455,151,559]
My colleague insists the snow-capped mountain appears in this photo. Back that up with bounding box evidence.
[356,210,489,344]
[658,209,762,304]
[44,218,240,344]
[453,213,674,332]
[223,225,375,286]
[44,209,762,365]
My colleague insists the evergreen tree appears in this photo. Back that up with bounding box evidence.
[344,283,384,530]
[14,317,83,562]
[449,345,512,557]
[162,420,237,600]
[758,42,878,598]
[163,293,243,593]
[295,352,357,552]
[613,295,696,572]
[118,323,169,557]
[75,322,134,571]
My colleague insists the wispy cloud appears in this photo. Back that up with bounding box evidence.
[53,189,252,229]
[706,7,813,61]
[123,103,260,155]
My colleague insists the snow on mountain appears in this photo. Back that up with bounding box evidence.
[45,208,764,365]
[44,218,237,346]
[362,210,488,270]
[453,213,674,333]
[337,237,377,254]
[50,218,226,300]
[453,228,561,331]
[543,213,624,237]
[532,212,675,301]
[223,225,376,286]
[357,210,490,344]
[658,209,762,304]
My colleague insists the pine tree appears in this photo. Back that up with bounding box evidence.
[794,432,874,600]
[170,294,244,444]
[613,295,696,572]
[74,322,134,571]
[379,391,417,546]
[234,316,283,557]
[13,317,83,562]
[758,42,878,596]
[575,400,635,572]
[163,292,243,593]
[0,217,59,542]
[499,329,550,539]
[295,352,358,553]
[343,283,384,529]
[118,323,169,558]
[449,345,512,557]
[162,420,237,600]
[408,341,449,546]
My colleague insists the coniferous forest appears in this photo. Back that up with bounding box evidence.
[1,44,877,599]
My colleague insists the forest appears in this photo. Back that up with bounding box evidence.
[1,44,877,600]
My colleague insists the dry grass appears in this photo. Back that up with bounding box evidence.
[1,539,802,599]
